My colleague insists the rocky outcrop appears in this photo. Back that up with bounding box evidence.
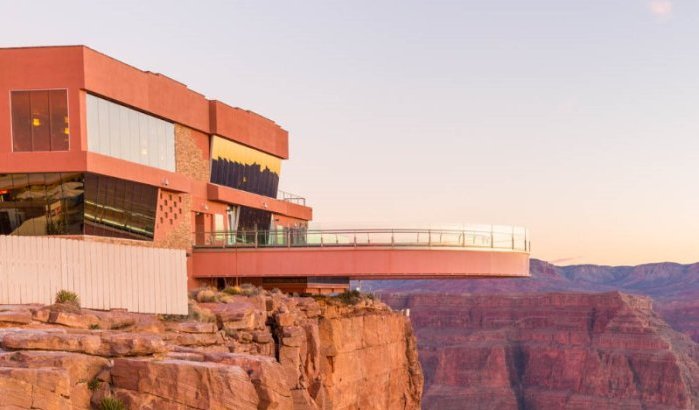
[0,289,422,409]
[383,292,699,410]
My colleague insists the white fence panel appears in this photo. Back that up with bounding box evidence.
[0,236,187,315]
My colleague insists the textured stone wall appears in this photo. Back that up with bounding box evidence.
[175,124,210,183]
[154,190,192,250]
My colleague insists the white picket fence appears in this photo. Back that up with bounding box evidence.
[0,236,188,315]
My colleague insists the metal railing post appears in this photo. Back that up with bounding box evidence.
[391,229,394,247]
[428,230,431,246]
[490,226,494,248]
[254,229,258,248]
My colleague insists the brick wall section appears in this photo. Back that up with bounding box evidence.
[154,190,193,250]
[175,124,210,183]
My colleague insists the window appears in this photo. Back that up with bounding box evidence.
[10,90,69,152]
[86,94,175,171]
[0,172,157,241]
[0,173,83,235]
[210,136,281,198]
[84,174,158,240]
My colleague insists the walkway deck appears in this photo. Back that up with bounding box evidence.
[191,229,530,279]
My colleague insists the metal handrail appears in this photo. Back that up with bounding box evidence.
[277,190,306,206]
[192,227,529,252]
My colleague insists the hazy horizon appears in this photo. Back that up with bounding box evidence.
[4,0,698,266]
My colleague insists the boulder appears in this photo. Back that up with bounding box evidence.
[203,352,293,410]
[97,332,166,357]
[111,358,260,409]
[2,330,102,355]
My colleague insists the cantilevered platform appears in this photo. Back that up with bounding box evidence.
[191,228,530,280]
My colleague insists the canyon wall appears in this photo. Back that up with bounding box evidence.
[383,292,699,410]
[366,258,699,343]
[0,289,422,409]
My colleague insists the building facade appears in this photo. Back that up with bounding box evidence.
[1,46,529,296]
[0,46,312,287]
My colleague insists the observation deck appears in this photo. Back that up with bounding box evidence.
[191,227,530,280]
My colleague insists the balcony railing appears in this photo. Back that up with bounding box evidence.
[193,227,530,252]
[277,190,306,206]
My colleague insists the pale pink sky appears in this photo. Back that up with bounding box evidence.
[4,0,699,265]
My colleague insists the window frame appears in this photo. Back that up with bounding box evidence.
[9,88,71,153]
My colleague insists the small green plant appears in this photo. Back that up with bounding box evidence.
[55,290,80,307]
[100,397,125,410]
[87,378,101,391]
[89,323,101,330]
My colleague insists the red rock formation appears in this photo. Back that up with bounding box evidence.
[366,259,699,343]
[383,292,699,410]
[0,290,422,409]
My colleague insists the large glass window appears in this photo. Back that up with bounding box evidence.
[210,136,281,198]
[86,94,175,171]
[10,90,69,152]
[84,174,158,240]
[0,173,157,241]
[0,173,83,235]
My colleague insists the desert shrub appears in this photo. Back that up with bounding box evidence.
[195,289,218,303]
[160,313,187,322]
[335,290,362,305]
[240,283,259,296]
[100,397,125,410]
[55,290,80,307]
[222,286,243,296]
[89,323,101,330]
[189,304,216,323]
[87,378,101,391]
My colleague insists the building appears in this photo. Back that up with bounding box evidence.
[0,45,529,297]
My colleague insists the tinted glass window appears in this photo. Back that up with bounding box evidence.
[84,174,157,240]
[0,173,83,235]
[86,94,175,171]
[49,90,70,151]
[210,136,281,198]
[10,92,32,151]
[10,90,69,152]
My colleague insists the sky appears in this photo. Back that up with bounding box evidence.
[3,0,699,266]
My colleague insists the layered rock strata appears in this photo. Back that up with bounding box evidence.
[383,292,699,410]
[0,291,422,409]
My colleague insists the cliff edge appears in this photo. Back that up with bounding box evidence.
[0,288,423,409]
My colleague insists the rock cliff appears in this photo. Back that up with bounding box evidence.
[0,289,422,409]
[383,292,699,410]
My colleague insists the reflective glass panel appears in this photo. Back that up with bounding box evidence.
[10,92,32,151]
[210,136,281,198]
[49,90,69,151]
[85,94,175,171]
